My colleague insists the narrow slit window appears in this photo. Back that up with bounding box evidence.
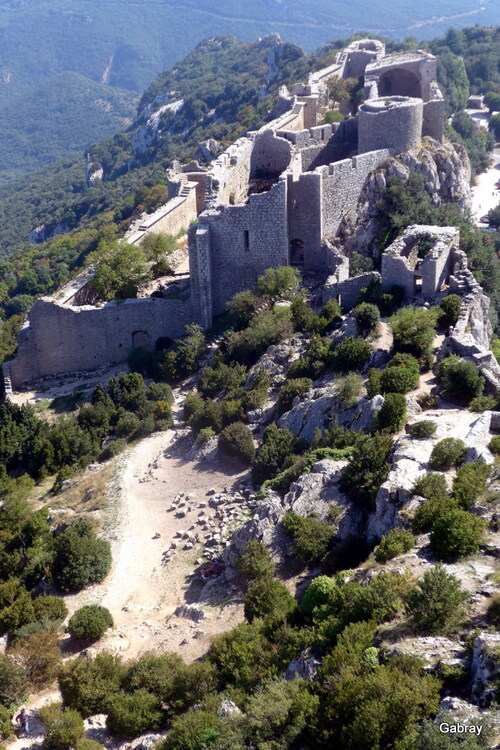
[244,230,250,251]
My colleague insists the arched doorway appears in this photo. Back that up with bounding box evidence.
[132,330,151,350]
[290,239,305,267]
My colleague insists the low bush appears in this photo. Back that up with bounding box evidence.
[39,704,85,750]
[340,434,393,509]
[489,436,500,455]
[256,266,302,300]
[411,472,448,502]
[439,355,484,404]
[375,392,407,433]
[9,631,61,689]
[67,606,113,641]
[407,420,437,438]
[58,652,125,717]
[300,575,337,618]
[282,512,333,563]
[337,372,363,408]
[451,461,490,510]
[438,294,461,328]
[244,578,296,623]
[469,395,497,412]
[353,303,380,335]
[32,596,68,623]
[430,509,486,561]
[235,541,276,582]
[411,498,456,534]
[276,378,312,416]
[374,528,414,563]
[405,565,468,635]
[380,353,420,394]
[106,690,163,738]
[416,392,438,410]
[251,424,304,486]
[429,438,467,470]
[53,521,111,593]
[218,422,255,464]
[366,368,381,397]
[487,593,500,627]
[99,438,127,461]
[123,653,182,701]
[330,337,371,373]
[390,306,438,363]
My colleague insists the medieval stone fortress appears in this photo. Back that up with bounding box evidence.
[5,38,498,392]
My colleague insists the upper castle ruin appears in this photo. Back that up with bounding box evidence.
[7,39,469,390]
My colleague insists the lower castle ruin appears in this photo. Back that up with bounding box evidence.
[7,38,494,391]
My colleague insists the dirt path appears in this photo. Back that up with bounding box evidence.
[63,428,246,661]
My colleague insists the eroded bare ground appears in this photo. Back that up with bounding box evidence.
[62,429,247,662]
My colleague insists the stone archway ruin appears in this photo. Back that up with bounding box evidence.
[378,68,421,99]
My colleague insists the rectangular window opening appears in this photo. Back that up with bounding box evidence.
[244,230,250,252]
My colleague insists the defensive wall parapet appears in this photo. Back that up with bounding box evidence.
[8,296,194,388]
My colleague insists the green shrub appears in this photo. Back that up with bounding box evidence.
[405,565,469,635]
[99,438,126,461]
[407,420,437,439]
[380,353,420,394]
[438,294,461,328]
[489,435,500,455]
[157,709,221,750]
[235,541,275,582]
[337,372,363,408]
[170,661,218,714]
[374,528,414,563]
[123,653,182,701]
[251,423,304,486]
[0,654,28,708]
[207,621,278,690]
[451,461,490,510]
[331,336,371,373]
[469,395,497,412]
[412,472,448,502]
[218,422,255,464]
[290,298,325,334]
[439,356,484,404]
[321,299,342,329]
[256,266,302,300]
[430,509,486,561]
[276,378,312,416]
[367,368,381,397]
[0,584,36,635]
[375,392,407,433]
[225,307,293,366]
[340,434,393,508]
[416,392,438,410]
[282,512,333,563]
[300,575,337,617]
[106,690,163,738]
[67,605,113,641]
[53,521,112,593]
[198,361,247,399]
[9,630,61,689]
[227,290,261,329]
[390,306,438,362]
[416,718,491,748]
[429,438,467,470]
[0,705,11,740]
[412,498,456,534]
[244,578,296,623]
[39,703,85,750]
[58,652,125,717]
[353,303,380,335]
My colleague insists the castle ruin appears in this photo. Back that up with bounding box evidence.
[6,40,462,389]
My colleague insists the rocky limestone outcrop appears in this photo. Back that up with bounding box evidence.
[337,138,472,259]
[471,632,500,707]
[385,637,467,670]
[285,649,322,681]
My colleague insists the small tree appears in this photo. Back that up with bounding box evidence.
[68,605,113,641]
[53,521,112,593]
[451,461,490,510]
[244,578,296,623]
[390,306,437,362]
[218,422,255,464]
[331,336,371,373]
[380,353,420,394]
[405,565,468,634]
[277,377,312,415]
[282,512,333,563]
[439,355,483,404]
[0,654,28,708]
[438,294,461,328]
[429,438,467,470]
[375,392,407,433]
[39,703,85,750]
[106,690,163,738]
[407,420,437,438]
[90,241,150,300]
[10,631,61,689]
[353,303,380,335]
[412,472,448,501]
[374,528,414,563]
[340,434,393,508]
[32,596,68,623]
[257,266,302,300]
[300,575,337,617]
[430,509,486,561]
[235,541,275,582]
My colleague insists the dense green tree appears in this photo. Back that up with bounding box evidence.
[235,541,276,582]
[90,241,150,300]
[68,605,114,641]
[39,704,85,750]
[430,509,486,561]
[244,578,296,623]
[405,565,469,634]
[340,434,393,508]
[53,521,111,593]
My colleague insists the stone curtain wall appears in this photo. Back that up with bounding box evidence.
[320,149,391,239]
[198,180,289,317]
[127,182,198,245]
[250,131,293,176]
[287,172,322,271]
[9,297,194,387]
[322,271,381,309]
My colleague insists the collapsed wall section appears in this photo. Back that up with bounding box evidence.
[8,297,194,388]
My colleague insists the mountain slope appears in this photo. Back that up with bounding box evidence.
[0,72,137,183]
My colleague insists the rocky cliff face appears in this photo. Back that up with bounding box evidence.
[337,138,472,258]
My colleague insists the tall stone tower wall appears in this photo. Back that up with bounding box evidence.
[358,96,423,155]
